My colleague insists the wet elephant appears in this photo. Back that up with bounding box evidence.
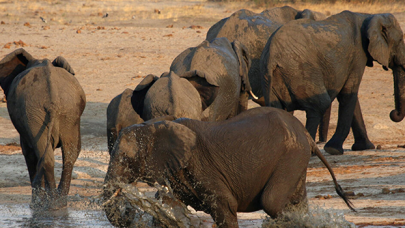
[103,107,354,227]
[131,37,251,122]
[0,48,86,209]
[260,11,405,155]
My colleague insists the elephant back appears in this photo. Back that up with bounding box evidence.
[143,71,202,120]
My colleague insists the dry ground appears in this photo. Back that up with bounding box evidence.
[0,0,405,227]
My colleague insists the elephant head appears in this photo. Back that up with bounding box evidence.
[0,48,75,98]
[364,14,405,122]
[103,120,196,227]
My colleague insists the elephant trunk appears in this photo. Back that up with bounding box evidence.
[103,177,136,227]
[390,65,405,122]
[102,156,137,227]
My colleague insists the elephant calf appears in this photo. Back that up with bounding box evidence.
[103,107,354,227]
[131,37,251,122]
[107,88,143,154]
[0,49,86,209]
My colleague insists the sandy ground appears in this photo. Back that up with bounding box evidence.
[0,0,405,227]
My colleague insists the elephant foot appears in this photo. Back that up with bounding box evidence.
[352,140,375,151]
[324,141,344,155]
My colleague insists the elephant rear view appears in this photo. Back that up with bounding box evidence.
[107,88,144,154]
[131,37,251,122]
[0,49,86,209]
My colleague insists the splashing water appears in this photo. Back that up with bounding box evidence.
[102,182,202,228]
[261,204,355,228]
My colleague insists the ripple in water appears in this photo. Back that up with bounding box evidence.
[0,203,112,227]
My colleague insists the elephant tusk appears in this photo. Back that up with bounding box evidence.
[102,188,122,206]
[249,90,259,100]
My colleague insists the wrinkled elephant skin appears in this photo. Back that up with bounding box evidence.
[0,49,86,210]
[103,107,354,227]
[260,11,405,155]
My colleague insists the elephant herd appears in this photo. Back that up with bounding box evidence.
[0,5,404,228]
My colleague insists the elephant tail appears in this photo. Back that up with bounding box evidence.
[44,103,57,157]
[310,138,356,212]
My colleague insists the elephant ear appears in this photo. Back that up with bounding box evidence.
[149,121,196,176]
[181,70,219,110]
[52,56,75,75]
[0,48,33,97]
[231,40,251,92]
[131,74,159,117]
[366,14,393,69]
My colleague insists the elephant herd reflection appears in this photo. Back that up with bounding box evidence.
[0,5,404,228]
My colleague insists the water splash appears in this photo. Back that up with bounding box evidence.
[102,182,201,228]
[261,204,355,228]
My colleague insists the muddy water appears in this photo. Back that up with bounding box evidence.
[0,203,112,227]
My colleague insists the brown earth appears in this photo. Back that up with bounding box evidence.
[0,0,405,227]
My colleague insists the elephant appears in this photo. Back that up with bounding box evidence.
[131,37,251,122]
[0,48,86,209]
[103,107,354,228]
[205,6,329,142]
[206,6,326,99]
[260,11,405,155]
[107,89,143,154]
[107,88,177,155]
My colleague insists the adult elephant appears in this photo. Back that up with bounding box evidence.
[206,6,326,99]
[131,37,251,122]
[0,49,86,209]
[206,6,329,142]
[102,107,354,228]
[260,11,405,155]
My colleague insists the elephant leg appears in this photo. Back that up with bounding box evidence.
[209,194,239,228]
[324,93,358,155]
[260,150,308,218]
[318,104,332,143]
[351,99,375,151]
[305,110,323,140]
[21,138,37,184]
[31,140,56,208]
[56,124,81,208]
[21,137,42,207]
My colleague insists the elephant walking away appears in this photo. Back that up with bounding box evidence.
[131,37,251,122]
[103,107,354,227]
[0,49,86,209]
[260,11,405,155]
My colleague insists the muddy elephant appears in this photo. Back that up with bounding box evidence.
[103,107,354,227]
[260,11,405,155]
[206,6,326,99]
[131,37,251,122]
[107,89,143,154]
[107,88,177,155]
[0,49,86,209]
